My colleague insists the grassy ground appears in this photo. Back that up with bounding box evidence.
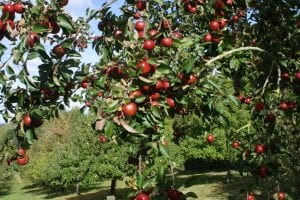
[0,170,256,200]
[0,170,298,200]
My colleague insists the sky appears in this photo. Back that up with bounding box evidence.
[0,0,124,124]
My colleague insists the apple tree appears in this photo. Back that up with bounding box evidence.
[0,0,299,199]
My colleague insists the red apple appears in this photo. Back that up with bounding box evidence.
[255,102,266,112]
[173,31,183,39]
[214,0,225,10]
[52,44,66,58]
[204,33,212,42]
[122,102,138,116]
[219,18,227,29]
[18,148,26,156]
[167,188,183,200]
[161,37,173,47]
[16,155,29,165]
[166,97,175,108]
[162,80,170,91]
[81,81,88,88]
[99,135,107,142]
[247,193,255,200]
[278,191,285,200]
[258,165,268,178]
[150,92,160,100]
[207,134,214,143]
[135,21,145,31]
[135,1,146,11]
[136,192,149,200]
[85,101,91,107]
[143,40,155,51]
[244,97,251,105]
[255,144,265,154]
[137,61,151,75]
[23,115,32,127]
[156,80,163,90]
[231,141,240,148]
[26,32,39,48]
[2,4,15,14]
[281,72,289,81]
[210,21,220,31]
[149,29,158,38]
[232,15,239,22]
[279,101,289,111]
[58,0,68,7]
[134,12,141,19]
[129,90,143,98]
[187,74,197,84]
[13,2,25,14]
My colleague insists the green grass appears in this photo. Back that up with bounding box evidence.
[0,171,298,200]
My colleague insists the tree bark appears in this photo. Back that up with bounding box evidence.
[76,182,80,195]
[110,178,117,196]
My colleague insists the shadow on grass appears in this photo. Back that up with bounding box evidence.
[0,181,11,197]
[21,182,131,200]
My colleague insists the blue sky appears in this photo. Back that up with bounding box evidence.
[0,0,124,124]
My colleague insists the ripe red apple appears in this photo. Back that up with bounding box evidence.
[187,74,197,84]
[135,21,145,31]
[99,135,107,142]
[49,20,60,34]
[135,1,146,11]
[52,45,65,58]
[173,31,183,39]
[166,97,175,108]
[122,102,138,116]
[58,0,68,6]
[16,155,29,165]
[149,29,158,38]
[156,80,163,90]
[258,165,268,178]
[129,90,143,98]
[244,97,251,105]
[210,21,220,31]
[150,92,160,100]
[167,188,183,200]
[81,81,88,88]
[136,192,150,200]
[18,148,26,156]
[162,80,170,91]
[207,134,214,143]
[13,2,25,14]
[137,61,151,75]
[247,193,255,200]
[231,141,240,148]
[295,72,300,80]
[26,32,39,48]
[255,144,265,154]
[212,36,221,43]
[245,149,251,157]
[114,29,123,37]
[218,18,227,29]
[4,20,15,31]
[151,101,160,107]
[214,0,225,10]
[278,191,285,200]
[204,33,212,42]
[161,37,173,47]
[23,115,32,127]
[255,102,266,112]
[281,72,289,81]
[138,31,145,38]
[143,40,155,51]
[187,4,197,13]
[133,12,141,19]
[98,91,103,97]
[279,101,289,111]
[3,4,15,14]
[163,19,172,29]
[232,15,239,22]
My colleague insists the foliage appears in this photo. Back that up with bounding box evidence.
[0,0,299,199]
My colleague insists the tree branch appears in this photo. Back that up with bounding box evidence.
[205,46,274,66]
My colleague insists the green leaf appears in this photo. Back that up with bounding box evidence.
[182,57,195,73]
[137,174,144,189]
[25,129,35,144]
[159,144,169,158]
[57,14,74,33]
[227,95,240,107]
[157,64,171,74]
[32,24,49,34]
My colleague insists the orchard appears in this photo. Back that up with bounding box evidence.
[0,0,299,199]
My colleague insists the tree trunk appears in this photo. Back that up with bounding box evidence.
[76,182,80,195]
[110,179,117,196]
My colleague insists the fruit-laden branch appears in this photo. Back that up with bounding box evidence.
[204,46,274,66]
